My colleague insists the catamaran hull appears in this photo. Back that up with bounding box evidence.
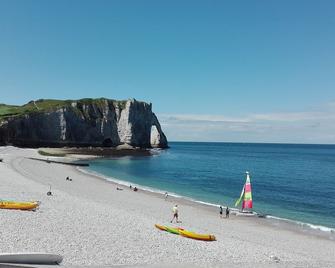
[234,211,257,217]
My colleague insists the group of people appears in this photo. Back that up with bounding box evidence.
[169,198,230,223]
[220,205,230,218]
[129,185,138,192]
[170,204,230,223]
[47,176,72,196]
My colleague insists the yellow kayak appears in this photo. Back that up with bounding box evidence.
[155,224,168,231]
[0,200,39,210]
[179,229,216,241]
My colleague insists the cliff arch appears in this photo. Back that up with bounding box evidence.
[150,113,168,148]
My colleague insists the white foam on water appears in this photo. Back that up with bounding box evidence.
[265,215,335,233]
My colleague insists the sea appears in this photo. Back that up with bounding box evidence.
[82,142,335,232]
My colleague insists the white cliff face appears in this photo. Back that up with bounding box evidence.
[100,100,109,134]
[117,100,133,144]
[58,108,67,141]
[0,98,168,148]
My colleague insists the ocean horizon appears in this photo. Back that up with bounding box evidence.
[83,141,335,231]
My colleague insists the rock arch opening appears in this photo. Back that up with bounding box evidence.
[150,125,160,148]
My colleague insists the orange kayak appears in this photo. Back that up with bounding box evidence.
[0,200,39,210]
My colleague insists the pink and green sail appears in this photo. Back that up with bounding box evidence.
[234,172,253,210]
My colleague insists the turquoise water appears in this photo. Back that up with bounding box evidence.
[84,142,335,230]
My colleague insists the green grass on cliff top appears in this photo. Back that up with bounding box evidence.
[0,98,129,120]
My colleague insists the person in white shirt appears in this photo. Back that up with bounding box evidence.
[170,204,180,223]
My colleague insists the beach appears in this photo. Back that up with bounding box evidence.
[0,146,334,268]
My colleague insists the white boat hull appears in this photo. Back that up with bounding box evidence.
[0,253,63,264]
[234,211,257,217]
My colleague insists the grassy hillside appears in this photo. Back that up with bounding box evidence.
[0,104,21,117]
[0,100,70,119]
[0,98,129,121]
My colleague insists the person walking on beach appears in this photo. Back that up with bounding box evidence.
[170,204,180,223]
[226,206,230,218]
[164,192,168,201]
[219,206,223,218]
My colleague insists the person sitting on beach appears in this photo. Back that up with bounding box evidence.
[170,204,180,223]
[219,206,223,218]
[47,185,52,196]
[133,187,138,192]
[226,206,230,218]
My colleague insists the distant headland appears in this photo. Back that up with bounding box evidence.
[0,98,168,149]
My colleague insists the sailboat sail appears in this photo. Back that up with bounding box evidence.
[242,172,252,209]
[235,172,253,210]
[234,185,244,207]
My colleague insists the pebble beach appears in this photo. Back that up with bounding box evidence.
[1,146,334,268]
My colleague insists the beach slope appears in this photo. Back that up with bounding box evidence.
[0,146,334,267]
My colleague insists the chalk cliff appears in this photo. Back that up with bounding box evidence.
[0,98,168,148]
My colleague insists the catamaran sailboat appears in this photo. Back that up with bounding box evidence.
[235,171,255,215]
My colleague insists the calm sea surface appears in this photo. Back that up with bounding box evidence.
[84,142,335,229]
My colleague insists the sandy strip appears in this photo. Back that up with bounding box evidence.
[0,146,334,267]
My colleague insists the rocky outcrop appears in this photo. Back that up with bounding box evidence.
[0,98,168,148]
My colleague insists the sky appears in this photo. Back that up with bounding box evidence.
[0,0,335,143]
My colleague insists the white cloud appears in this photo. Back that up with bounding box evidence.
[159,114,249,123]
[157,102,335,144]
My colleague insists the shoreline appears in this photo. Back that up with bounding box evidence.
[63,146,335,235]
[1,146,335,267]
[21,147,335,237]
[38,146,161,158]
[6,145,335,236]
[77,165,335,240]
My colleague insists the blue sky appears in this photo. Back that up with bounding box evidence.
[0,1,335,143]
